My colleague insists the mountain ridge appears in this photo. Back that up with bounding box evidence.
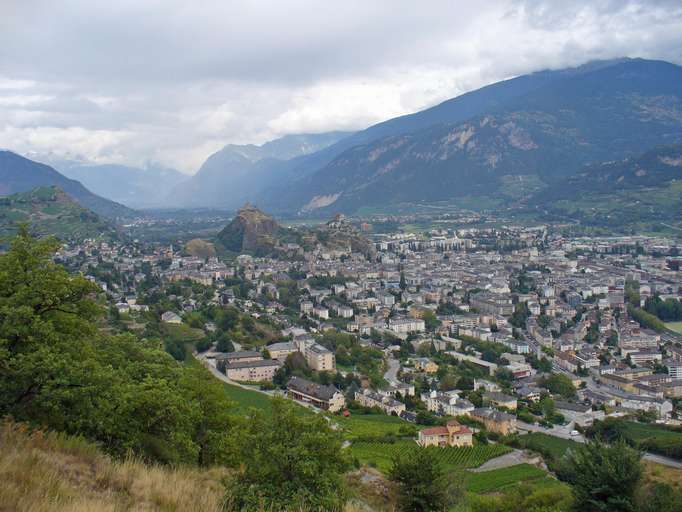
[278,58,682,213]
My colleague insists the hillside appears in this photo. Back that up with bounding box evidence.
[0,420,228,512]
[0,151,135,218]
[547,144,682,194]
[56,161,185,209]
[528,144,682,231]
[271,58,682,213]
[0,186,117,242]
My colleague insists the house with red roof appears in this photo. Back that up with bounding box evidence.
[416,420,473,448]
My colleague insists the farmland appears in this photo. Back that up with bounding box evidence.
[334,412,410,439]
[350,440,511,473]
[465,464,555,493]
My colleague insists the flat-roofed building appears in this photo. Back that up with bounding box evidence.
[304,342,336,371]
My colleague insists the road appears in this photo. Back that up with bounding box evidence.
[517,420,682,469]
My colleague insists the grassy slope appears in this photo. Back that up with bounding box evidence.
[666,322,682,334]
[0,420,227,512]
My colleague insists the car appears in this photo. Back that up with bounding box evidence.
[570,430,580,436]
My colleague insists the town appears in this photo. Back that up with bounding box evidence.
[57,211,682,456]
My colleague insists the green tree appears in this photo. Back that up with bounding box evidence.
[565,440,642,512]
[389,447,464,511]
[0,228,236,465]
[422,311,440,331]
[540,373,576,399]
[224,398,349,511]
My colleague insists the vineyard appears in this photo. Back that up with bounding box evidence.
[351,440,512,473]
[466,464,553,493]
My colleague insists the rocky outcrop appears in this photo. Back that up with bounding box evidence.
[216,203,281,254]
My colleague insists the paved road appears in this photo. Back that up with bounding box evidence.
[383,356,400,384]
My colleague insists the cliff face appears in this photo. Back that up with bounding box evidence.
[217,203,281,254]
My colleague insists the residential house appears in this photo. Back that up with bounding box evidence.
[417,420,473,448]
[471,408,517,435]
[355,389,406,416]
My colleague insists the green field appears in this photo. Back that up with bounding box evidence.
[334,413,409,439]
[465,464,553,493]
[666,322,682,334]
[350,440,511,473]
[515,433,578,460]
[222,383,278,414]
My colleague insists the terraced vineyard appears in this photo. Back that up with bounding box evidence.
[351,440,511,473]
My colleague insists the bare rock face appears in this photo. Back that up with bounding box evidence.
[216,203,280,254]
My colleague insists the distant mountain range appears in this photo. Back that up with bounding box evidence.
[55,162,185,209]
[3,57,682,221]
[169,131,353,209]
[158,57,682,216]
[0,151,134,218]
[0,186,117,243]
[280,58,682,213]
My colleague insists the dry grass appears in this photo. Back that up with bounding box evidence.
[0,419,383,512]
[0,420,227,512]
[642,460,682,490]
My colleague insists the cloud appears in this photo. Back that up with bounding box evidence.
[0,0,681,173]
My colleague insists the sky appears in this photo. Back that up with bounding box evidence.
[1,0,682,174]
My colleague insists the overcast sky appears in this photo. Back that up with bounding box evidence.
[1,0,681,173]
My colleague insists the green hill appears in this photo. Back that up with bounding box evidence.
[0,150,135,219]
[0,186,117,242]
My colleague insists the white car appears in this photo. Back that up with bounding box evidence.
[570,430,580,436]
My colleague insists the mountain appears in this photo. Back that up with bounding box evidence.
[0,186,117,242]
[170,131,353,209]
[0,151,135,218]
[56,162,185,209]
[216,203,282,254]
[269,58,682,213]
[216,131,354,162]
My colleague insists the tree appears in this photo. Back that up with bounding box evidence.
[540,373,576,399]
[422,311,440,331]
[389,447,463,511]
[224,398,349,511]
[0,228,236,465]
[564,440,642,512]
